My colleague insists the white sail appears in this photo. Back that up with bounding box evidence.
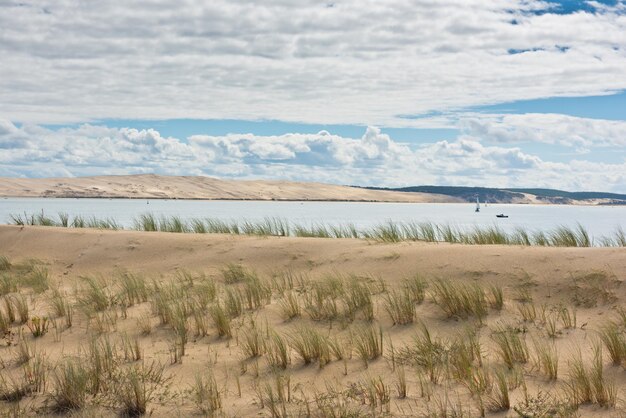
[475,197,480,212]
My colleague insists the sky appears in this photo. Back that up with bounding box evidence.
[1,0,626,192]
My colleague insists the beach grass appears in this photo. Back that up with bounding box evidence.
[8,211,625,247]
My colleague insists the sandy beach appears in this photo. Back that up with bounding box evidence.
[0,225,625,416]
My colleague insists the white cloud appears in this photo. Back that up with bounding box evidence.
[461,113,626,152]
[1,118,625,192]
[0,1,625,125]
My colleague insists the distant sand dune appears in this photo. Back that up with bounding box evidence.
[0,174,460,202]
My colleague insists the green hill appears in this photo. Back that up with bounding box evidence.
[363,186,626,204]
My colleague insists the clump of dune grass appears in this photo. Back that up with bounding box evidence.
[78,275,116,314]
[565,344,617,408]
[517,303,537,323]
[257,373,291,417]
[6,293,29,324]
[488,284,504,310]
[404,274,427,304]
[342,276,374,322]
[430,278,487,321]
[303,276,342,322]
[532,338,559,381]
[449,328,483,382]
[599,322,626,366]
[363,376,391,413]
[366,221,403,242]
[224,287,244,318]
[49,289,73,328]
[288,326,331,367]
[191,370,222,415]
[113,361,169,417]
[0,305,9,335]
[133,213,158,231]
[549,224,591,247]
[118,272,149,308]
[396,324,449,383]
[0,256,11,271]
[22,266,50,293]
[242,274,272,310]
[468,225,509,245]
[209,304,231,338]
[49,359,90,412]
[352,324,384,368]
[241,323,266,359]
[278,291,301,321]
[266,331,290,370]
[491,326,529,369]
[383,289,415,325]
[486,369,510,412]
[222,263,253,284]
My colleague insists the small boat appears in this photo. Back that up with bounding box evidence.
[475,197,480,213]
[496,214,508,218]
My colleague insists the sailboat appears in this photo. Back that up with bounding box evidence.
[475,196,480,212]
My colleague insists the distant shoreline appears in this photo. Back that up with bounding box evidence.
[1,174,624,205]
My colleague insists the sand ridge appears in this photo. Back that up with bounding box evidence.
[0,174,460,203]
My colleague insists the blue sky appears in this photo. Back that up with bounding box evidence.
[1,0,626,192]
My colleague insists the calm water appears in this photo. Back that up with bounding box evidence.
[1,198,626,239]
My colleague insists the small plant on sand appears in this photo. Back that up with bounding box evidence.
[222,263,252,284]
[242,274,272,310]
[565,344,616,408]
[352,324,384,368]
[14,337,33,365]
[50,289,73,325]
[113,361,169,417]
[396,324,449,384]
[488,284,504,310]
[383,289,415,325]
[79,275,116,313]
[241,323,266,359]
[23,266,50,293]
[0,256,11,271]
[532,338,558,381]
[486,369,510,412]
[209,304,232,338]
[599,321,626,366]
[10,294,29,324]
[224,287,244,318]
[266,331,291,370]
[278,291,301,321]
[191,370,222,415]
[49,359,90,412]
[342,277,374,322]
[491,325,528,369]
[258,373,291,417]
[288,326,331,367]
[517,303,537,323]
[404,274,427,304]
[27,316,50,338]
[430,278,488,321]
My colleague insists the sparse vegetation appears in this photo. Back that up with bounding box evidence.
[8,212,624,246]
[0,228,624,416]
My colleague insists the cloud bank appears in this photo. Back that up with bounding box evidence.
[0,1,625,125]
[1,118,624,192]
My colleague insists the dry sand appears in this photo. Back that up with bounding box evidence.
[0,225,625,416]
[0,174,459,203]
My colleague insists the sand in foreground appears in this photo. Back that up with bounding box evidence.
[0,226,625,416]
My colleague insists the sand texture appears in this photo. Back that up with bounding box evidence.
[0,225,625,416]
[0,174,460,202]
